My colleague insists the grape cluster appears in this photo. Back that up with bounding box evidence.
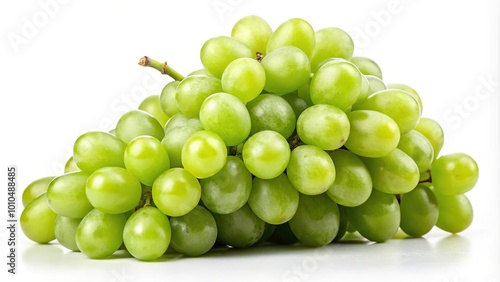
[20,15,479,261]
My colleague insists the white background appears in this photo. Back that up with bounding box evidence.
[1,0,499,281]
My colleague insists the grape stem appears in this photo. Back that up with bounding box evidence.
[138,56,185,81]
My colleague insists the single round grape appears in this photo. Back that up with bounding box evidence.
[414,117,444,159]
[76,209,127,259]
[350,56,383,79]
[199,92,251,146]
[431,153,479,195]
[73,131,126,174]
[296,104,350,150]
[200,156,252,214]
[261,46,311,95]
[397,130,434,173]
[159,80,181,117]
[221,57,266,103]
[310,27,354,71]
[352,74,370,108]
[124,135,170,186]
[399,184,439,237]
[86,167,142,214]
[287,145,336,195]
[47,171,93,218]
[333,205,349,242]
[20,193,57,244]
[231,15,273,56]
[242,130,291,179]
[246,94,296,138]
[386,83,423,113]
[175,74,223,118]
[344,110,400,158]
[200,36,253,78]
[268,222,298,245]
[248,173,299,224]
[170,205,217,256]
[64,156,80,173]
[22,176,54,207]
[123,206,171,261]
[163,112,191,135]
[266,17,315,59]
[54,215,82,251]
[434,192,473,234]
[327,149,372,207]
[288,193,340,247]
[181,130,228,178]
[282,93,309,121]
[162,117,203,168]
[115,110,165,143]
[139,94,169,126]
[366,75,386,94]
[152,168,201,217]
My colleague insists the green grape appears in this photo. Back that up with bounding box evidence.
[163,112,191,135]
[282,92,308,121]
[366,75,386,94]
[350,56,383,79]
[261,46,311,95]
[73,131,126,174]
[221,58,266,103]
[344,110,400,158]
[139,95,169,127]
[246,94,296,138]
[123,206,171,261]
[352,74,370,108]
[75,209,127,259]
[255,223,277,245]
[200,36,253,78]
[296,104,350,150]
[152,168,201,217]
[431,153,479,195]
[268,222,298,245]
[46,171,93,218]
[242,130,291,179]
[159,80,181,117]
[124,135,170,186]
[200,156,252,214]
[266,18,315,59]
[86,167,142,214]
[355,89,421,134]
[386,83,423,113]
[54,216,82,251]
[248,173,299,224]
[333,205,349,242]
[170,205,217,256]
[20,193,57,244]
[231,15,273,56]
[399,184,438,237]
[433,192,473,233]
[345,189,400,242]
[397,130,434,173]
[64,157,80,173]
[162,117,203,168]
[360,148,419,194]
[175,74,223,118]
[309,59,362,111]
[212,204,266,248]
[327,149,372,207]
[187,68,214,77]
[310,27,354,71]
[181,130,228,178]
[288,193,340,247]
[297,78,313,106]
[22,176,54,207]
[286,145,336,195]
[414,117,445,159]
[199,92,251,146]
[115,110,165,143]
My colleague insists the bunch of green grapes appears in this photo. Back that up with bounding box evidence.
[21,15,479,261]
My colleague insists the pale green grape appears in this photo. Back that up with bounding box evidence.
[64,157,80,173]
[86,167,142,214]
[200,36,253,78]
[386,83,423,113]
[162,117,203,168]
[352,74,370,108]
[152,168,201,217]
[344,110,400,158]
[242,130,291,179]
[115,110,165,143]
[20,193,57,243]
[248,173,299,224]
[199,92,251,146]
[267,18,315,58]
[187,68,213,77]
[433,192,473,233]
[159,80,181,117]
[231,15,273,56]
[431,153,479,195]
[221,58,266,103]
[360,148,419,194]
[327,149,372,207]
[350,56,383,79]
[163,112,190,135]
[414,117,445,159]
[282,93,308,121]
[261,46,311,95]
[139,94,169,127]
[175,74,223,118]
[296,104,350,150]
[310,27,354,71]
[246,94,296,138]
[22,176,54,207]
[181,130,228,178]
[124,135,170,186]
[54,216,82,251]
[366,75,386,94]
[46,171,93,218]
[123,206,171,261]
[288,193,340,247]
[399,184,438,237]
[73,131,126,174]
[286,145,336,195]
[397,130,434,173]
[200,156,252,214]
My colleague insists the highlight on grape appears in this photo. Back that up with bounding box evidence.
[20,15,479,261]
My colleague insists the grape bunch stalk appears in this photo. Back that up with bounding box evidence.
[20,15,479,261]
